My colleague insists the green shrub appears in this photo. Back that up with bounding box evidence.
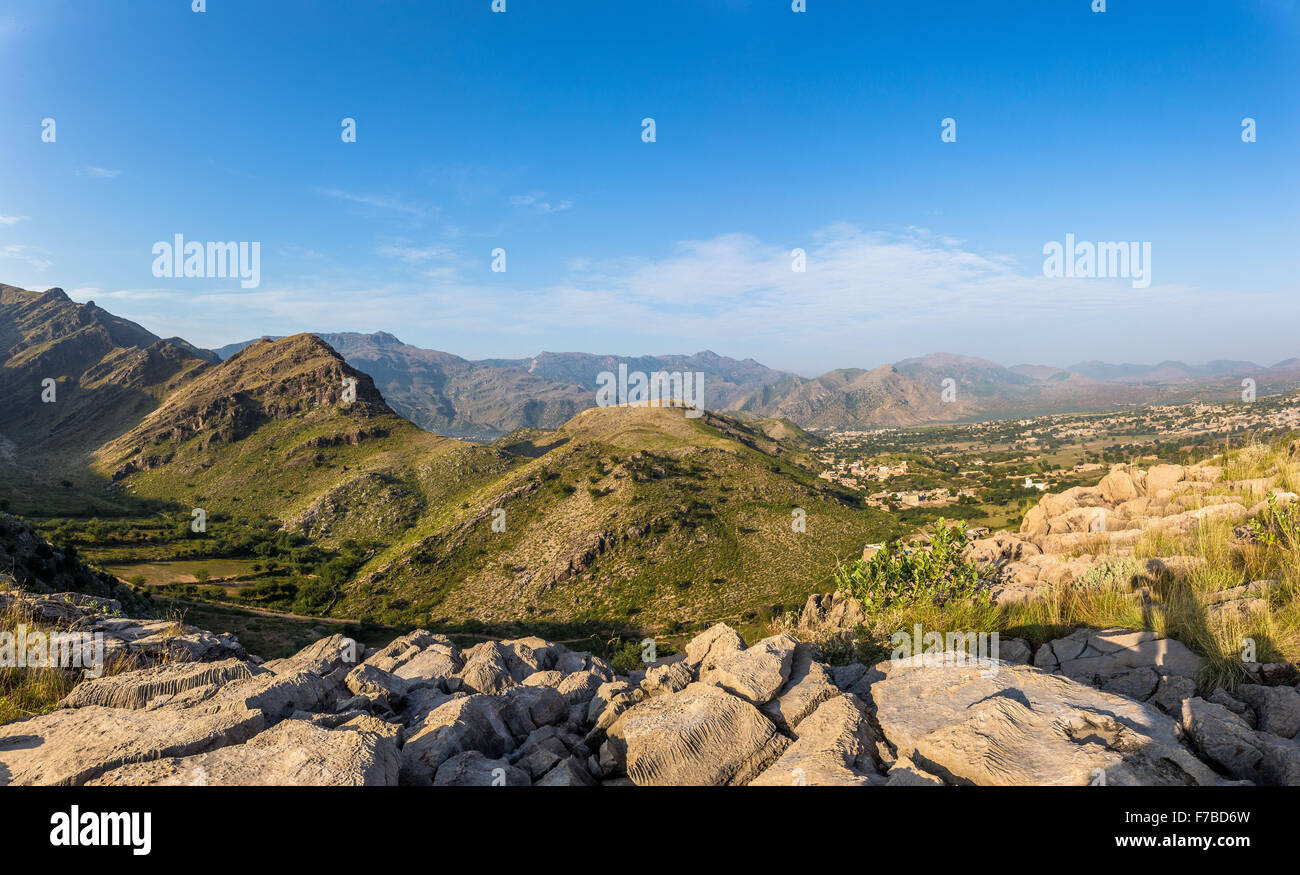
[609,640,647,673]
[833,518,984,613]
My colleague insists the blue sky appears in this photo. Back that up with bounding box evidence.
[0,0,1296,375]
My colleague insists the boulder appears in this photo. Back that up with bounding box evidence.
[523,670,564,688]
[89,715,400,786]
[1204,580,1277,605]
[586,680,636,725]
[759,643,840,732]
[1207,687,1253,723]
[700,634,796,704]
[456,641,518,695]
[1098,468,1139,503]
[684,623,745,671]
[262,633,359,676]
[496,685,566,737]
[513,744,564,781]
[555,671,605,706]
[1034,628,1203,684]
[199,667,336,722]
[434,751,529,786]
[363,631,463,683]
[400,695,515,784]
[363,630,449,671]
[1098,667,1160,701]
[796,591,866,638]
[869,659,1218,785]
[1019,504,1049,537]
[641,660,694,697]
[91,616,249,664]
[1144,464,1185,496]
[1149,674,1198,715]
[997,638,1033,666]
[601,682,789,786]
[56,658,263,711]
[392,648,461,683]
[535,756,598,786]
[345,663,410,702]
[1206,598,1268,622]
[750,694,879,786]
[509,636,570,672]
[0,705,263,786]
[1236,684,1300,738]
[1180,697,1300,785]
[1242,662,1300,686]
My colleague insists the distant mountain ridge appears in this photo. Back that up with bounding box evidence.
[1066,359,1272,383]
[209,326,1300,435]
[213,332,791,439]
[7,283,1300,453]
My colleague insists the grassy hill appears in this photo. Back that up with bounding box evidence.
[12,325,892,639]
[328,404,896,635]
[88,333,513,524]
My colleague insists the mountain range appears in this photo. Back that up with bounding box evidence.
[6,281,1300,629]
[0,283,888,632]
[211,333,1300,438]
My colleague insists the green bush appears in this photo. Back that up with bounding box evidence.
[1247,493,1300,552]
[833,518,985,613]
[609,640,648,673]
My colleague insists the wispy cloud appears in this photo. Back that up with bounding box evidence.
[510,192,573,214]
[96,224,1268,371]
[72,287,183,302]
[0,215,28,225]
[315,187,435,218]
[79,166,121,179]
[0,244,53,271]
[376,244,454,265]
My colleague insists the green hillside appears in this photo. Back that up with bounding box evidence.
[12,326,893,641]
[334,405,896,635]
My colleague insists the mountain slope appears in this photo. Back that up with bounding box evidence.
[317,332,590,440]
[479,349,789,410]
[733,364,974,428]
[0,284,212,513]
[331,403,891,632]
[91,334,518,534]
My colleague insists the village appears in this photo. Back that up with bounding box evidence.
[814,389,1300,516]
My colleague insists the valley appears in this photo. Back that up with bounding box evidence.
[4,281,1299,661]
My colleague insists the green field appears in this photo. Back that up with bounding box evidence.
[102,558,264,587]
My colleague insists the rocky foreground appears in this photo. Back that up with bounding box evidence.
[3,589,1300,786]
